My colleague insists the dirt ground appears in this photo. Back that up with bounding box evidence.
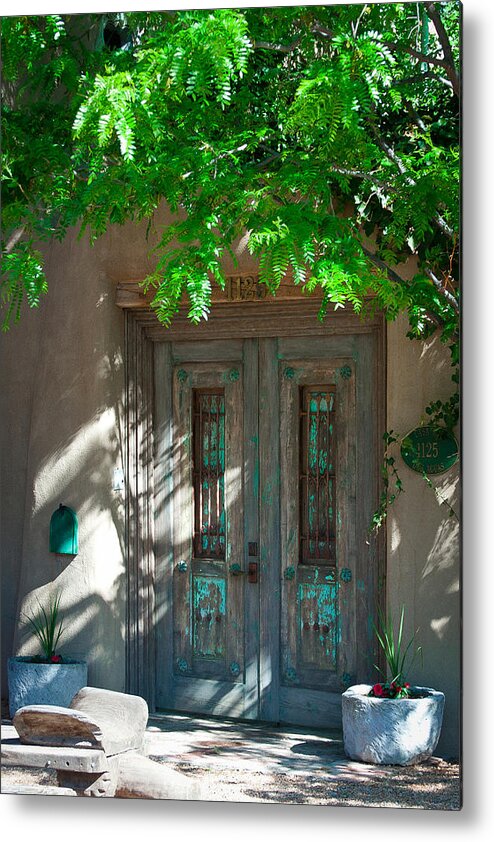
[1,711,461,809]
[1,755,461,809]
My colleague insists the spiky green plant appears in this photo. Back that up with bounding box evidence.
[22,592,65,661]
[373,604,422,690]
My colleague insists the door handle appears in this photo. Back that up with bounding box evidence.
[229,562,258,583]
[229,563,244,576]
[248,562,258,584]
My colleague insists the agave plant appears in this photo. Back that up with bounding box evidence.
[370,605,422,698]
[22,592,65,662]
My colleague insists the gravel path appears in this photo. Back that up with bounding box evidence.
[1,755,461,809]
[1,713,461,809]
[171,756,461,809]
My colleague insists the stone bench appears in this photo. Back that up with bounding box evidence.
[3,686,200,799]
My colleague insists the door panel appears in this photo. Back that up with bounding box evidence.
[259,335,379,727]
[156,340,259,718]
[155,333,380,727]
[277,356,356,724]
[172,364,244,683]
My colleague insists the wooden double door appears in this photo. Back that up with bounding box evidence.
[154,332,381,727]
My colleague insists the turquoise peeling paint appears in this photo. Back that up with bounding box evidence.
[198,393,225,554]
[298,582,340,666]
[192,576,226,658]
[250,436,259,498]
[305,389,335,561]
[253,461,259,498]
[262,479,273,506]
[193,577,226,613]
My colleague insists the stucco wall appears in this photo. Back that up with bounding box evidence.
[387,313,460,758]
[1,211,175,698]
[1,292,44,699]
[1,230,128,696]
[1,221,460,757]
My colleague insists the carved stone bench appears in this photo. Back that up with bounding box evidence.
[3,686,200,799]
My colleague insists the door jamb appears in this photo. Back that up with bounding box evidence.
[124,305,387,715]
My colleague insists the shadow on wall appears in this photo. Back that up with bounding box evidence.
[419,493,460,756]
[416,473,460,676]
[14,579,127,671]
[8,339,130,692]
[5,307,460,746]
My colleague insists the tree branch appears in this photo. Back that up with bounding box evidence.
[368,118,455,240]
[424,265,460,313]
[311,23,334,39]
[351,5,370,39]
[380,40,450,70]
[394,72,453,89]
[4,225,26,254]
[361,245,409,286]
[330,165,394,192]
[403,100,428,133]
[254,19,336,52]
[253,38,300,54]
[361,245,449,330]
[424,2,460,97]
[254,152,282,170]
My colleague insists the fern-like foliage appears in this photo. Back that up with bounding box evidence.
[2,3,459,356]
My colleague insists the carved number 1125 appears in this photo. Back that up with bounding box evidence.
[416,442,439,458]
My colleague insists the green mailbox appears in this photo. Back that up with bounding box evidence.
[49,504,78,555]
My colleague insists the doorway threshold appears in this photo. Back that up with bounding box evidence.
[146,710,345,776]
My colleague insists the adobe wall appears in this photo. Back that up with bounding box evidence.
[0,210,180,695]
[387,313,460,758]
[0,217,459,756]
[1,226,131,695]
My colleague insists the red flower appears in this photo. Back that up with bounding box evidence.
[372,683,384,697]
[50,655,62,663]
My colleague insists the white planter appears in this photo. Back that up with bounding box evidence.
[342,683,445,765]
[7,657,88,718]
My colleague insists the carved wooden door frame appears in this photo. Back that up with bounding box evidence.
[122,297,386,717]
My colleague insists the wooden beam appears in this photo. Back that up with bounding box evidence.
[2,741,108,772]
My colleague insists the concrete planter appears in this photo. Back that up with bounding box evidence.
[342,683,445,766]
[7,657,88,718]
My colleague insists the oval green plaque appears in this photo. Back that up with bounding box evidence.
[401,425,458,475]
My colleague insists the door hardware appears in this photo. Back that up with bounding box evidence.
[248,562,258,584]
[229,563,244,576]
